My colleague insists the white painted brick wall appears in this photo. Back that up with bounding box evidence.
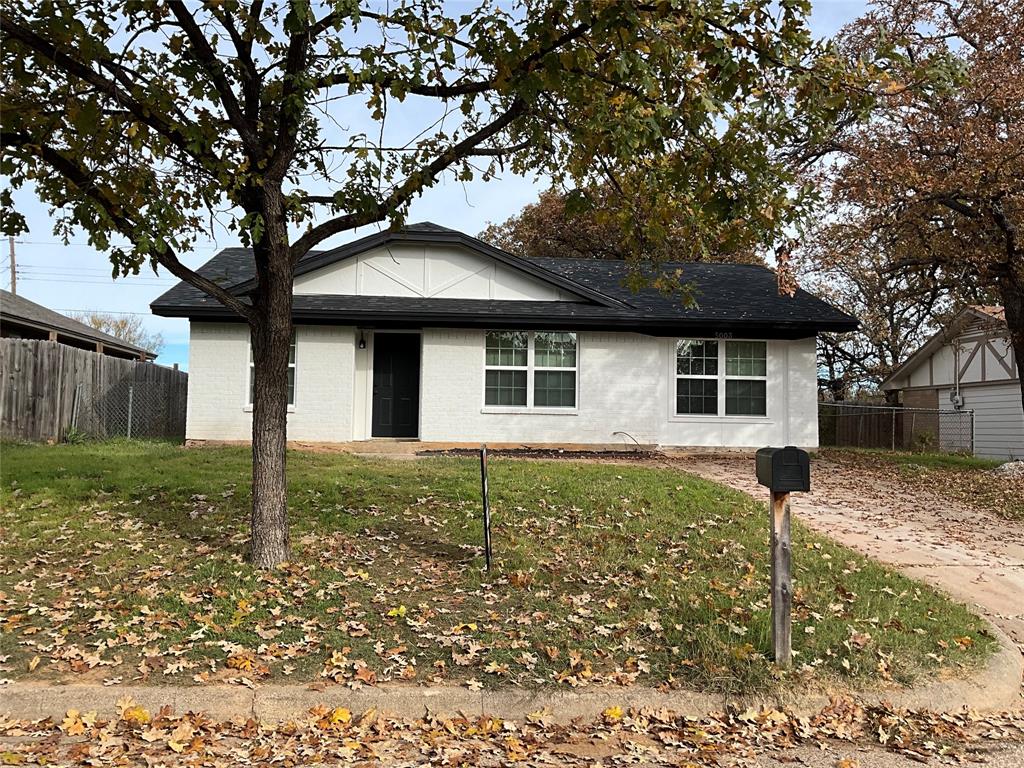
[186,322,355,442]
[189,323,819,448]
[418,329,663,444]
[419,330,819,449]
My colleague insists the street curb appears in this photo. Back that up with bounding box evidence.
[2,624,1019,724]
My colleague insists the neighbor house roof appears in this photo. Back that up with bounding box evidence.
[1,290,154,359]
[880,305,1008,391]
[151,222,857,338]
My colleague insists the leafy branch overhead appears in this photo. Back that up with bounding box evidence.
[795,0,1024,406]
[4,0,886,283]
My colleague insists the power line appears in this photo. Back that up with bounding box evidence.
[16,270,175,282]
[54,308,155,316]
[17,263,133,272]
[16,276,175,287]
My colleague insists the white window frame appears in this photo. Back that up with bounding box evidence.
[482,330,580,415]
[670,337,769,421]
[722,340,769,417]
[244,330,297,412]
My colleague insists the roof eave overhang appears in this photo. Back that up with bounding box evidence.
[1,314,151,358]
[151,303,856,338]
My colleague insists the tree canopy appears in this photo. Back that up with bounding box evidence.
[1,0,884,565]
[480,186,766,265]
[69,312,165,355]
[797,0,1024,405]
[2,0,877,280]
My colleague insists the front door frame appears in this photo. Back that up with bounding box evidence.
[367,329,422,439]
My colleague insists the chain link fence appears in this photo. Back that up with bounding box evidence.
[819,402,974,454]
[71,379,187,440]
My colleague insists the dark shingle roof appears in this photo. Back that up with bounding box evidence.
[1,290,153,357]
[151,222,857,336]
[531,258,851,326]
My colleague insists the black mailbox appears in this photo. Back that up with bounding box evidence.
[755,446,810,493]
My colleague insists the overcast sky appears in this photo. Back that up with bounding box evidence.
[2,1,867,370]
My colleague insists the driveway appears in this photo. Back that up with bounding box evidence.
[672,453,1024,660]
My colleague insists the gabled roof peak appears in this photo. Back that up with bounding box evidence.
[401,221,458,233]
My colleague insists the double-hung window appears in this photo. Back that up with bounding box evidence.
[485,331,577,409]
[675,339,767,416]
[724,341,767,415]
[675,340,719,415]
[484,331,528,406]
[249,332,296,407]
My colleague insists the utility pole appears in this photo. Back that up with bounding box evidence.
[7,236,15,295]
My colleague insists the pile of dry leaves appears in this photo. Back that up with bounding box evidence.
[1,697,1021,766]
[820,451,1024,521]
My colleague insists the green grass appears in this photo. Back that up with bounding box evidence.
[829,448,1004,472]
[0,441,994,693]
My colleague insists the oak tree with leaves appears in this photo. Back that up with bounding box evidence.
[2,0,869,566]
[799,0,1024,408]
[480,186,766,265]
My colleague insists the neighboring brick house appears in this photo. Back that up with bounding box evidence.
[881,306,1023,460]
[151,223,856,449]
[1,290,154,360]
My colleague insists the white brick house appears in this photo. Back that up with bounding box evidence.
[152,223,855,449]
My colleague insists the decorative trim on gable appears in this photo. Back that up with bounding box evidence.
[232,227,626,309]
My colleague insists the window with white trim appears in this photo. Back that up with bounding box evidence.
[485,331,577,409]
[249,332,296,406]
[724,341,767,415]
[675,339,767,416]
[675,340,719,415]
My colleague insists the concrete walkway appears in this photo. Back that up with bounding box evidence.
[674,453,1024,669]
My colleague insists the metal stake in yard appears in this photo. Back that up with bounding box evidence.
[480,444,492,571]
[756,446,810,669]
[126,385,134,439]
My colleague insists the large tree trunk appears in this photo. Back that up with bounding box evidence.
[998,269,1024,413]
[248,217,294,568]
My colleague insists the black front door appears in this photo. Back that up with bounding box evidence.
[371,333,420,438]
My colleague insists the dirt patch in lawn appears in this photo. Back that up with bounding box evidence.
[418,447,659,461]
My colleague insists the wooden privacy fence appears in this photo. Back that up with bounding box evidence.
[1,339,188,442]
[818,401,974,454]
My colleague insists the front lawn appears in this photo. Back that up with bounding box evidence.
[0,442,994,693]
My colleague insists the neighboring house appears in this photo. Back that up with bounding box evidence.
[881,306,1023,460]
[1,290,154,360]
[151,223,856,448]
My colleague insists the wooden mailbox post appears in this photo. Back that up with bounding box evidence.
[755,446,811,668]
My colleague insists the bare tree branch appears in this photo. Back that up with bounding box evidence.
[205,0,261,122]
[167,1,259,153]
[289,98,527,260]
